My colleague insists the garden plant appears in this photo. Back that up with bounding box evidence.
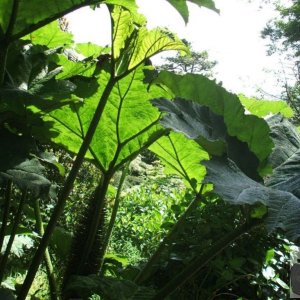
[0,0,299,299]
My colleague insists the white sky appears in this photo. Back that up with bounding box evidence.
[66,0,283,97]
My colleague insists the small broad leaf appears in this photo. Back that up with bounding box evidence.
[0,158,52,198]
[0,129,52,197]
[76,42,106,59]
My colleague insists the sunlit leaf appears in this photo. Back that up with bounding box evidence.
[24,21,73,48]
[43,66,169,171]
[111,6,188,76]
[149,131,208,191]
[239,94,294,118]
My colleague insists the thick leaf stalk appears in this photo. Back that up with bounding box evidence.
[76,174,111,276]
[0,189,27,283]
[0,180,12,252]
[17,77,116,300]
[99,162,130,274]
[33,198,59,300]
[135,188,203,284]
[152,220,260,299]
[0,0,20,86]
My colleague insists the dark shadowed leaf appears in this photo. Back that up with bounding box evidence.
[0,129,52,197]
[203,157,300,242]
[266,115,300,197]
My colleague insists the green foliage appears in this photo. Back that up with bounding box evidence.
[152,72,274,173]
[149,132,208,191]
[239,94,294,118]
[1,0,299,299]
[262,0,300,56]
[109,174,187,262]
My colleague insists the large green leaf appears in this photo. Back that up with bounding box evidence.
[149,131,209,191]
[44,66,169,171]
[24,20,73,48]
[111,6,188,76]
[0,0,104,42]
[152,97,263,181]
[167,0,219,23]
[203,157,300,242]
[153,71,273,171]
[238,94,294,118]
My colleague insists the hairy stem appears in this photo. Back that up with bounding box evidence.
[99,162,130,274]
[135,187,204,284]
[0,189,27,283]
[17,76,116,300]
[152,221,259,300]
[33,198,59,300]
[0,180,12,253]
[76,173,111,275]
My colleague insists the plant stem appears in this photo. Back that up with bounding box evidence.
[0,180,12,254]
[0,189,26,283]
[0,0,20,86]
[76,174,111,275]
[17,77,116,300]
[33,198,59,300]
[99,162,130,274]
[152,221,259,300]
[134,188,203,284]
[0,44,8,87]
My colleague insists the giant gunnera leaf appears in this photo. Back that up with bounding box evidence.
[203,157,300,242]
[44,66,169,172]
[153,72,273,174]
[265,115,300,198]
[111,6,188,77]
[152,98,262,181]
